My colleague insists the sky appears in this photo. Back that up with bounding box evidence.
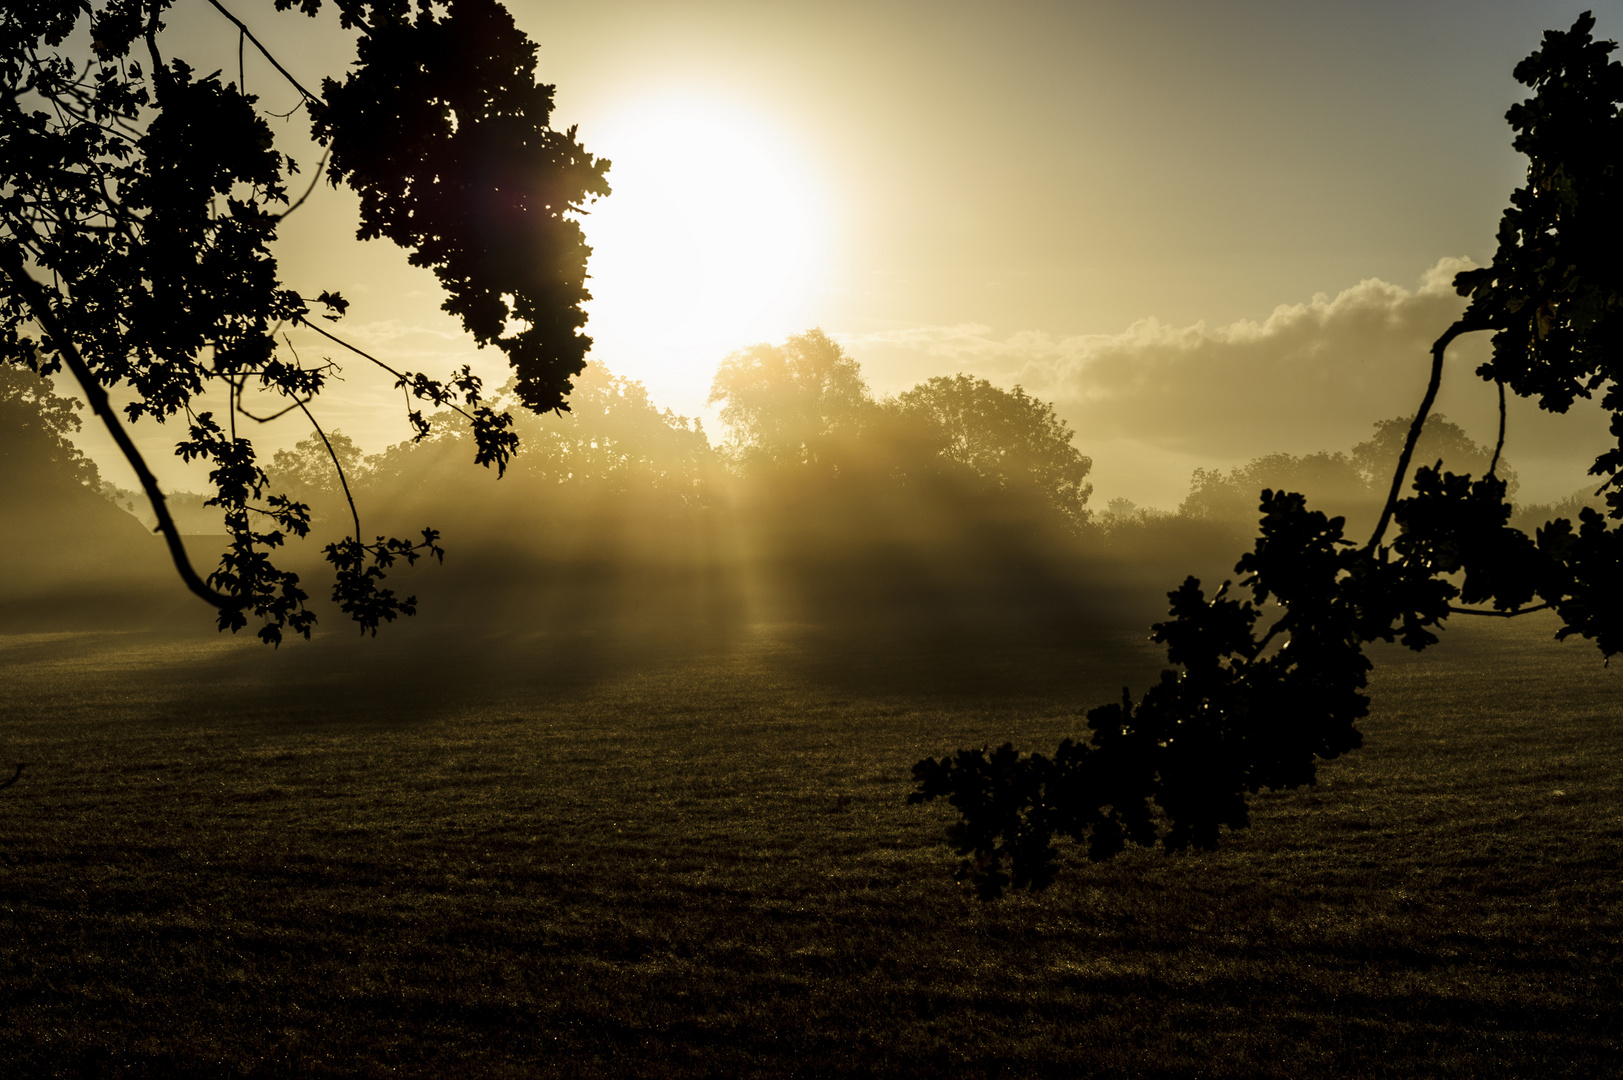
[80,0,1623,507]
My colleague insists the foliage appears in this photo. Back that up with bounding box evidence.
[0,362,98,490]
[307,0,607,416]
[708,328,874,469]
[1350,413,1517,499]
[891,374,1094,528]
[912,12,1623,897]
[0,0,608,642]
[269,428,365,523]
[1177,414,1510,529]
[361,362,718,509]
[1456,14,1623,443]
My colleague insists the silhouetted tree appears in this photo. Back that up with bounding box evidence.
[1181,451,1366,526]
[320,363,728,628]
[498,364,715,500]
[912,13,1623,898]
[0,0,609,642]
[1511,482,1608,533]
[889,374,1094,529]
[1351,413,1517,499]
[1,354,173,601]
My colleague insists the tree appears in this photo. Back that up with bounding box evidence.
[494,363,715,500]
[1181,450,1366,526]
[890,374,1094,529]
[0,0,609,643]
[911,12,1623,898]
[361,362,718,510]
[0,362,99,492]
[1176,414,1513,528]
[1,357,174,602]
[269,428,366,525]
[1350,413,1517,500]
[707,328,873,469]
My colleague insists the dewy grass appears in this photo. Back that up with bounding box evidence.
[0,615,1619,1077]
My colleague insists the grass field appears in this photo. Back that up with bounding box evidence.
[1,611,1619,1077]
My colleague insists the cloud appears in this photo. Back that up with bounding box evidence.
[843,258,1615,504]
[848,258,1500,459]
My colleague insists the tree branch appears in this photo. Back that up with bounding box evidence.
[294,314,482,426]
[1488,378,1507,478]
[1,247,244,610]
[203,0,319,103]
[273,147,330,222]
[294,398,362,540]
[1447,603,1551,618]
[1367,319,1484,550]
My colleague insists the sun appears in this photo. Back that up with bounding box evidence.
[578,93,832,413]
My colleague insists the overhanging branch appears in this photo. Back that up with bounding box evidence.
[1367,318,1486,550]
[1,247,244,611]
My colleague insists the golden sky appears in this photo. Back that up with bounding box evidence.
[82,0,1622,506]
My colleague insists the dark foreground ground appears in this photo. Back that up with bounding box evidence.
[0,610,1619,1078]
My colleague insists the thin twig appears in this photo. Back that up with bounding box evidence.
[1488,378,1507,477]
[295,314,407,380]
[274,147,331,222]
[294,315,480,425]
[236,396,313,423]
[203,0,319,103]
[294,399,362,540]
[264,97,307,119]
[1447,603,1551,618]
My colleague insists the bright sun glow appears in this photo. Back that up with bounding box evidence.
[579,94,832,415]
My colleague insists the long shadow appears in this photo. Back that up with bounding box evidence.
[0,600,752,736]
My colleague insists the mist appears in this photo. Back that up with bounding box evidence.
[10,325,1597,661]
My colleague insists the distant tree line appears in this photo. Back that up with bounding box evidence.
[708,328,1094,528]
[183,329,1091,631]
[15,321,1600,636]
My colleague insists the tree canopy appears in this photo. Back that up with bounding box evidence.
[357,362,718,514]
[708,328,873,470]
[708,332,1095,525]
[1178,414,1513,528]
[0,0,608,642]
[912,12,1623,899]
[0,362,98,493]
[892,374,1094,529]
